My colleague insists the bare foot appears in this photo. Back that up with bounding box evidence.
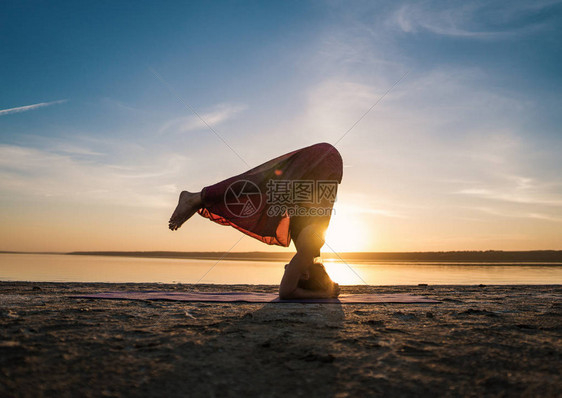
[169,191,203,231]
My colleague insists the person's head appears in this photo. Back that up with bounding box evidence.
[297,261,335,291]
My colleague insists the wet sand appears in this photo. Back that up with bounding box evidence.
[1,282,561,397]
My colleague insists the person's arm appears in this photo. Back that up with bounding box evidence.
[280,223,339,299]
[278,255,306,299]
[279,255,340,299]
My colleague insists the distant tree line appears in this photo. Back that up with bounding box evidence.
[65,250,562,263]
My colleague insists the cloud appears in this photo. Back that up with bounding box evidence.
[0,144,190,209]
[287,65,525,148]
[0,99,67,116]
[296,79,381,140]
[391,1,558,38]
[344,204,407,219]
[455,185,562,206]
[270,43,562,238]
[527,213,562,222]
[54,143,105,157]
[158,103,247,135]
[100,97,139,112]
[464,205,562,222]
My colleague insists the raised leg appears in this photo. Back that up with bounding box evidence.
[169,191,203,231]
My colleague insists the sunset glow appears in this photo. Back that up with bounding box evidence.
[324,209,371,253]
[1,1,561,253]
[323,260,366,285]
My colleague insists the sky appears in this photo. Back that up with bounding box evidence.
[1,0,561,253]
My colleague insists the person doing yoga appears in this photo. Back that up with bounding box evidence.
[169,142,343,299]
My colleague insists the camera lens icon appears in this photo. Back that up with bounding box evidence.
[224,180,262,218]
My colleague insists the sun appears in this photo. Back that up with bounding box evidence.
[323,210,369,253]
[321,211,370,285]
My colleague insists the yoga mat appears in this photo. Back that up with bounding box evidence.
[71,291,440,304]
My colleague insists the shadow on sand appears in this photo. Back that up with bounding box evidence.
[141,301,345,397]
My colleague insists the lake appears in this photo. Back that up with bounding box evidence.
[1,253,561,285]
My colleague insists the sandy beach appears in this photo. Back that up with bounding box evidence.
[1,282,561,397]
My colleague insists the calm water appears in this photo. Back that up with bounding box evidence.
[0,253,561,285]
